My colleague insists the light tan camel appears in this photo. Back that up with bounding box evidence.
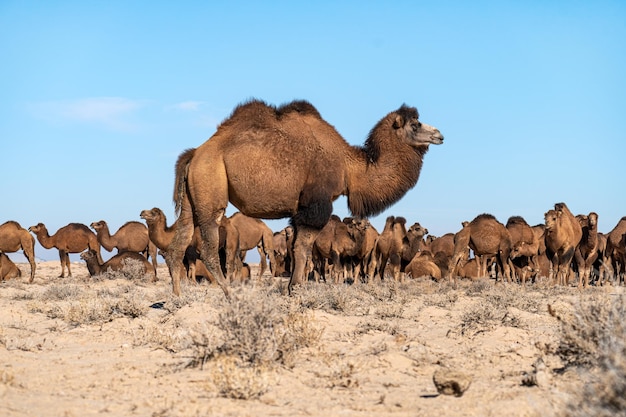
[574,213,599,288]
[80,249,156,282]
[228,212,276,278]
[166,99,443,296]
[28,223,101,278]
[448,214,512,284]
[606,216,626,284]
[0,252,22,281]
[544,202,583,286]
[405,250,441,281]
[0,221,36,282]
[90,220,158,272]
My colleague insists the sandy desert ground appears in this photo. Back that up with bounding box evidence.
[0,260,623,417]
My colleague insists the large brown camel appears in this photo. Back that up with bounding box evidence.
[140,207,241,283]
[90,220,158,272]
[448,214,512,284]
[543,202,583,286]
[606,216,626,284]
[80,249,156,282]
[28,223,101,278]
[574,212,599,288]
[228,212,276,278]
[0,221,36,282]
[0,252,22,281]
[166,99,443,296]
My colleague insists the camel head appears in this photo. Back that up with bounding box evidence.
[393,105,444,146]
[544,210,560,231]
[28,223,46,234]
[588,212,598,228]
[80,249,97,261]
[510,242,525,259]
[140,208,164,224]
[408,222,428,237]
[90,220,106,231]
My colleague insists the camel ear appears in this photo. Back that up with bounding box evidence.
[392,115,404,129]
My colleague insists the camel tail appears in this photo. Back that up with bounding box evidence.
[174,148,196,215]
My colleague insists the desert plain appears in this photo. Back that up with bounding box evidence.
[0,260,624,417]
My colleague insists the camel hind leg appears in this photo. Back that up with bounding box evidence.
[194,210,230,297]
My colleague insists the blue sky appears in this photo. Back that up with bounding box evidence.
[1,1,625,262]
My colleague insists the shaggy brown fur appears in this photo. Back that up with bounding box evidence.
[0,221,36,282]
[80,249,156,282]
[449,214,512,284]
[166,99,443,296]
[544,202,583,286]
[0,252,21,281]
[28,223,101,278]
[402,222,429,269]
[90,220,158,272]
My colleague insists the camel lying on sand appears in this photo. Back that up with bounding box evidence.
[90,220,158,272]
[0,252,21,281]
[165,99,443,296]
[80,249,156,282]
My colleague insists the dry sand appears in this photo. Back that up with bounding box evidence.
[0,260,616,416]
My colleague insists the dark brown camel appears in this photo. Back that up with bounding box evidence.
[272,228,290,277]
[166,99,443,296]
[312,215,365,284]
[0,252,22,281]
[574,212,599,288]
[448,214,512,284]
[90,220,158,272]
[402,222,429,269]
[606,216,626,284]
[28,223,101,278]
[0,221,36,282]
[506,216,539,284]
[346,218,378,283]
[544,202,583,286]
[229,212,276,278]
[80,249,156,282]
[375,216,408,282]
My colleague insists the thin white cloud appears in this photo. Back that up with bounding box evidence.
[29,97,147,131]
[169,101,204,111]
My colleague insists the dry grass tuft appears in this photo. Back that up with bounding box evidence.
[552,293,626,416]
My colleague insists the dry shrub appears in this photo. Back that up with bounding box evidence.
[94,258,153,282]
[554,293,626,416]
[190,286,323,369]
[458,297,522,336]
[133,320,193,353]
[29,286,148,325]
[206,355,271,400]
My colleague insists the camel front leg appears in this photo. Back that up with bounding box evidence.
[197,216,230,298]
[289,225,321,294]
[58,250,68,277]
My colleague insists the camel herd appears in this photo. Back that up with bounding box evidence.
[0,202,624,290]
[1,100,624,291]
